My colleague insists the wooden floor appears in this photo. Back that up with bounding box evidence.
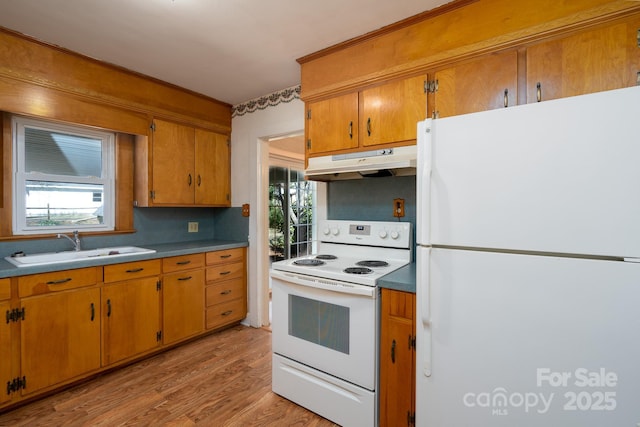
[0,325,338,426]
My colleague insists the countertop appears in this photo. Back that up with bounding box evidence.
[0,239,248,278]
[377,263,415,293]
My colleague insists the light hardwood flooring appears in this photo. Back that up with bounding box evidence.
[0,325,338,426]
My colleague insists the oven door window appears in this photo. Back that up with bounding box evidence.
[289,295,349,354]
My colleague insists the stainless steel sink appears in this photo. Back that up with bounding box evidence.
[4,246,156,267]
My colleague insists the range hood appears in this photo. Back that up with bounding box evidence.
[305,146,416,181]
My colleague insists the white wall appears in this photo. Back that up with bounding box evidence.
[231,98,304,327]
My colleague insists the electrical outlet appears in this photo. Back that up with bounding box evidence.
[393,198,405,218]
[188,222,199,233]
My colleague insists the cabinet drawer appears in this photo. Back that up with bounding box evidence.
[162,253,205,273]
[206,262,244,282]
[103,259,161,283]
[205,278,244,307]
[205,299,246,330]
[206,248,244,265]
[18,267,100,297]
[164,268,205,288]
[0,278,10,301]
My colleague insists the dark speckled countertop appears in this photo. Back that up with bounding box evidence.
[0,239,248,279]
[377,263,415,293]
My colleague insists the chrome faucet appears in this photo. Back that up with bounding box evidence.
[57,230,82,251]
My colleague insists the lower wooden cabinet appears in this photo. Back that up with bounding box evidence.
[20,286,101,395]
[162,254,205,345]
[1,247,246,411]
[0,278,13,405]
[205,248,247,330]
[379,288,416,427]
[102,260,162,365]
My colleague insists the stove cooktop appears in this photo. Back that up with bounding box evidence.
[270,219,412,286]
[271,253,409,286]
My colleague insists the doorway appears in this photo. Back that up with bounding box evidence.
[268,166,315,263]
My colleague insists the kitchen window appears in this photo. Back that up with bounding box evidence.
[12,116,115,235]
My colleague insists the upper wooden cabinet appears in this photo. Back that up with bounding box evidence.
[431,50,518,119]
[194,128,231,206]
[360,75,427,147]
[306,75,426,156]
[306,92,359,155]
[526,16,640,103]
[134,119,231,207]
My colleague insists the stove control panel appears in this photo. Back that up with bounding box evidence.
[319,220,412,249]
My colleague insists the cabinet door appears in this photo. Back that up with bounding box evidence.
[307,92,359,155]
[163,268,205,345]
[195,129,230,206]
[379,289,415,426]
[527,17,640,103]
[360,75,426,147]
[434,50,518,118]
[151,119,195,205]
[102,277,161,365]
[0,300,11,405]
[20,288,101,395]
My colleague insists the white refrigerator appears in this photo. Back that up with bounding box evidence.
[416,86,640,426]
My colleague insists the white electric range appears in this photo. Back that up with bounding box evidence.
[271,219,412,427]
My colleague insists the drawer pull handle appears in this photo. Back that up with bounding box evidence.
[178,276,192,281]
[221,310,233,316]
[220,271,231,276]
[90,303,95,321]
[220,254,232,259]
[126,268,144,273]
[220,290,232,295]
[107,299,112,317]
[177,260,191,265]
[46,278,71,285]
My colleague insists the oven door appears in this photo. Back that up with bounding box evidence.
[271,269,378,390]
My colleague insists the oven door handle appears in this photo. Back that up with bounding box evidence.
[270,270,376,297]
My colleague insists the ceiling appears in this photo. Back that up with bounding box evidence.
[0,0,451,106]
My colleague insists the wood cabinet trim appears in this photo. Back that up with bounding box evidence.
[0,28,231,132]
[299,2,640,101]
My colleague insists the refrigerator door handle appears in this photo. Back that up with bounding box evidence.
[417,120,433,245]
[418,247,432,377]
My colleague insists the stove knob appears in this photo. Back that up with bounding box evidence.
[390,231,400,240]
[323,227,331,236]
[331,227,340,236]
[379,230,388,239]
